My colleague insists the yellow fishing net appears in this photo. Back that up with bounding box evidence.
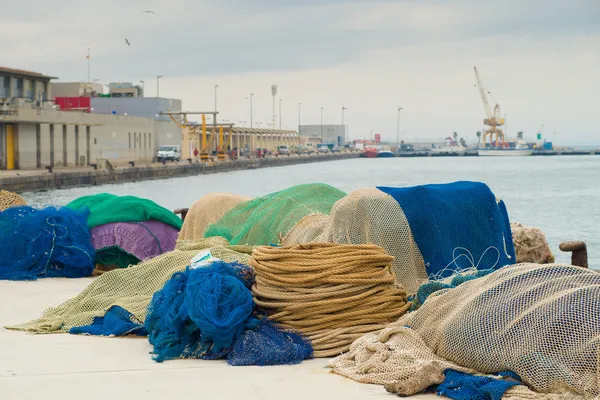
[178,193,251,242]
[283,188,427,294]
[7,237,254,334]
[0,190,26,211]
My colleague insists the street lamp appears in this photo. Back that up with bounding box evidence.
[156,75,163,98]
[298,102,302,147]
[320,107,324,138]
[214,84,219,112]
[342,105,347,145]
[279,99,283,130]
[396,107,403,148]
[246,93,255,128]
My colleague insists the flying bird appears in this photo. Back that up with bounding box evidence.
[143,10,155,14]
[125,38,131,46]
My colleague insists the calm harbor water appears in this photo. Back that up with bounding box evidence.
[22,156,600,266]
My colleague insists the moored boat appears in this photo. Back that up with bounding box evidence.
[360,146,378,158]
[478,140,533,156]
[377,146,394,158]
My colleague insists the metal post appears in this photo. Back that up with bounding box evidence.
[157,75,163,98]
[320,107,324,138]
[214,84,219,112]
[396,107,403,148]
[249,93,254,129]
[342,105,347,144]
[298,102,302,148]
[279,99,283,130]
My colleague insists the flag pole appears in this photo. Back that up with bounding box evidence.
[87,48,90,84]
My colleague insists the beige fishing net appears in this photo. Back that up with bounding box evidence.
[283,188,427,294]
[330,263,600,399]
[0,190,27,211]
[7,237,254,334]
[178,193,251,242]
[511,222,554,264]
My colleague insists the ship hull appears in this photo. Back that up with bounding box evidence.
[478,149,533,156]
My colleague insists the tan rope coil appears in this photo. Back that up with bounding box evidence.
[0,190,27,211]
[250,243,411,357]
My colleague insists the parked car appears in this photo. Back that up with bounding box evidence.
[317,144,331,153]
[277,145,290,156]
[157,145,181,162]
[331,145,341,153]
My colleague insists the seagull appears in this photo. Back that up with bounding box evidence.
[143,10,155,14]
[125,38,131,46]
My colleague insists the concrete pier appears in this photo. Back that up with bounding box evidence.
[0,152,360,192]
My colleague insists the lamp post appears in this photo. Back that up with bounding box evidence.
[320,107,324,138]
[298,102,302,148]
[156,75,162,98]
[279,99,283,130]
[247,93,254,128]
[396,107,403,148]
[214,84,219,112]
[342,105,347,145]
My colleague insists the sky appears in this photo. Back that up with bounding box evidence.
[1,0,599,144]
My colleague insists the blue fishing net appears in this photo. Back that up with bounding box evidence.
[228,318,313,366]
[70,306,148,336]
[0,206,95,280]
[436,369,521,400]
[410,269,494,310]
[145,261,255,362]
[378,182,516,279]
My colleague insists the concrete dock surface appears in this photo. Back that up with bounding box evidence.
[0,278,440,400]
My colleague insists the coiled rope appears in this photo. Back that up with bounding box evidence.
[250,243,411,357]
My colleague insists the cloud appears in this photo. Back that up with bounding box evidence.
[1,0,598,143]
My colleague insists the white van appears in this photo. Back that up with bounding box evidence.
[157,145,181,162]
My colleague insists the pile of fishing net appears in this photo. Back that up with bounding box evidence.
[251,243,411,357]
[0,206,95,280]
[145,260,312,365]
[0,189,27,211]
[90,221,179,269]
[7,238,250,333]
[178,193,251,242]
[330,263,600,399]
[511,222,554,264]
[283,182,515,294]
[67,193,183,270]
[204,183,346,245]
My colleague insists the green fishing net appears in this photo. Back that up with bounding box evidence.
[66,193,183,229]
[204,183,346,246]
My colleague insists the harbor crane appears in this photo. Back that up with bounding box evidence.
[474,66,505,147]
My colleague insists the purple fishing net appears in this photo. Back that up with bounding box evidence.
[91,221,179,268]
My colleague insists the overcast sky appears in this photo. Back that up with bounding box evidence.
[2,0,599,144]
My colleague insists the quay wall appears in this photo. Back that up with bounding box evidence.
[1,152,360,193]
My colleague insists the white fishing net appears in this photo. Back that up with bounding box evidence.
[283,188,428,294]
[330,263,600,399]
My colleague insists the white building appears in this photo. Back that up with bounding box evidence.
[0,67,181,170]
[299,124,346,145]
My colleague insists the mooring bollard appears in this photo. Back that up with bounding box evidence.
[174,208,189,222]
[129,161,135,167]
[45,165,53,173]
[559,241,588,268]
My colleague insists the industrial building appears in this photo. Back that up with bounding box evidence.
[0,68,181,170]
[299,124,346,146]
[0,66,55,103]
